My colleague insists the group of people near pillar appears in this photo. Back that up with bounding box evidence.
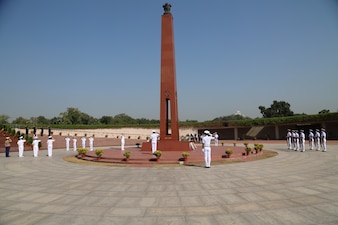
[286,128,327,152]
[148,129,216,168]
[65,136,95,152]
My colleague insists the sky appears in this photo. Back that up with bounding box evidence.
[0,0,337,122]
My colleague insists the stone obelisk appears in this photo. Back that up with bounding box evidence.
[142,3,190,151]
[160,3,179,141]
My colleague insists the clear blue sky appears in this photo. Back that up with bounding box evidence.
[1,0,337,122]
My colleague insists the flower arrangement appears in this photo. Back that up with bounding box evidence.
[254,143,264,153]
[182,152,190,158]
[233,142,237,147]
[77,148,88,155]
[225,148,233,155]
[258,144,263,151]
[153,150,162,158]
[123,151,131,158]
[245,146,252,155]
[95,149,103,157]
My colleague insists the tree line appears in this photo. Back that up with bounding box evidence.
[4,108,160,126]
[0,101,333,126]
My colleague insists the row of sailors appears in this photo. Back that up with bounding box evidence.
[286,128,327,152]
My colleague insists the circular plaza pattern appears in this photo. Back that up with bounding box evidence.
[0,142,337,225]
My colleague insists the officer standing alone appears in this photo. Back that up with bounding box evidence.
[202,130,215,168]
[150,130,159,154]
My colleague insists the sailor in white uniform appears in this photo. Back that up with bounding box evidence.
[73,137,77,152]
[150,130,159,154]
[286,129,292,150]
[88,136,94,151]
[315,129,320,151]
[299,130,305,152]
[214,132,219,146]
[320,128,327,152]
[202,130,215,168]
[32,136,41,157]
[47,136,55,157]
[65,136,70,151]
[17,136,26,157]
[81,136,86,148]
[308,129,314,150]
[121,134,125,151]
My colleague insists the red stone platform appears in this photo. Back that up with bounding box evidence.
[78,144,267,166]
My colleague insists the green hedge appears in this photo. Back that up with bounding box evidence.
[228,113,338,127]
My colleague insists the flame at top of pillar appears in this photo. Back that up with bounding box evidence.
[163,3,172,14]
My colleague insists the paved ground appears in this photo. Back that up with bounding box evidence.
[0,142,338,225]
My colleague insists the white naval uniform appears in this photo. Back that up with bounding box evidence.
[81,137,86,148]
[321,130,327,152]
[286,131,292,150]
[214,133,219,146]
[150,132,159,154]
[121,135,125,151]
[88,137,94,151]
[308,131,314,150]
[47,139,55,157]
[32,139,41,157]
[299,132,305,152]
[292,132,296,150]
[294,132,299,151]
[315,131,320,151]
[17,139,26,157]
[73,138,77,151]
[65,137,70,151]
[202,135,215,168]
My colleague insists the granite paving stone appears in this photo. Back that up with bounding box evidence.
[0,142,337,225]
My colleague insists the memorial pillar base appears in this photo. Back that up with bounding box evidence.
[141,140,190,152]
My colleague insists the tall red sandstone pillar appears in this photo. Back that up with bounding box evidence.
[160,3,179,141]
[141,3,190,151]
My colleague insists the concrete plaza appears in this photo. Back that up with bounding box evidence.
[0,142,337,225]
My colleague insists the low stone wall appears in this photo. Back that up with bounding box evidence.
[16,127,198,140]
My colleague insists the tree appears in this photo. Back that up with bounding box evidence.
[50,117,62,124]
[99,116,114,124]
[113,113,136,124]
[0,115,10,124]
[36,116,50,124]
[59,108,96,125]
[259,100,294,118]
[12,117,30,124]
